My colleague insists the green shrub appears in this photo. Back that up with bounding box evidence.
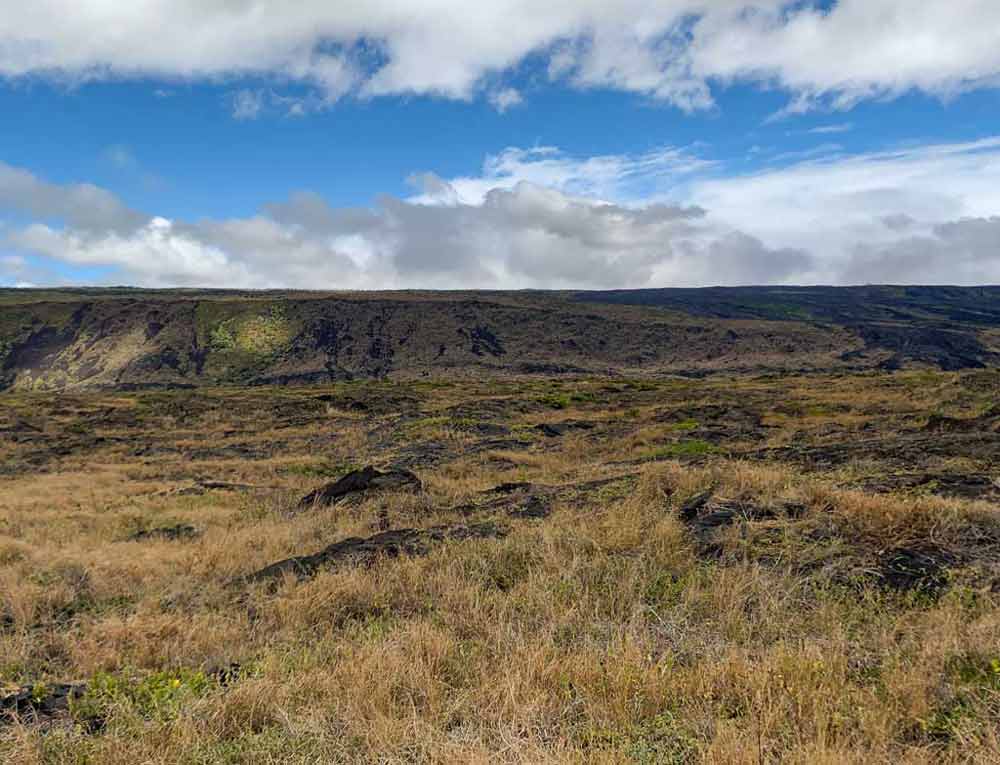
[73,668,215,724]
[209,322,238,351]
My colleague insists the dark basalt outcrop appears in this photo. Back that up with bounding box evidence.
[676,489,806,557]
[448,474,638,520]
[748,433,1000,471]
[924,405,1000,434]
[297,466,422,509]
[850,473,1000,502]
[674,489,976,597]
[243,523,506,584]
[534,420,597,438]
[1,682,87,726]
[876,545,957,596]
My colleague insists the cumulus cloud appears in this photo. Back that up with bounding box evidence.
[207,180,720,288]
[845,217,1000,284]
[9,218,250,287]
[3,138,1000,288]
[0,144,797,288]
[0,2,998,113]
[692,1,1000,113]
[0,161,144,233]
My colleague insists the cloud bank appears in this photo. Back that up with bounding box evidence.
[2,1,999,112]
[2,138,1000,289]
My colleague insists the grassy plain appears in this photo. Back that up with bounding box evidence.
[2,370,1000,763]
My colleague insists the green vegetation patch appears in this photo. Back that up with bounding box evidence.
[280,460,361,479]
[917,653,1000,743]
[643,439,717,459]
[209,305,295,356]
[739,300,814,321]
[668,419,699,431]
[538,389,598,409]
[583,710,700,763]
[73,668,218,724]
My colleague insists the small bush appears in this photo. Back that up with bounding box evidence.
[73,669,215,724]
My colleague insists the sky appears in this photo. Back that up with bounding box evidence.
[1,0,999,290]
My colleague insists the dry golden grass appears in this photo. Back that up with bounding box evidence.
[2,372,1000,763]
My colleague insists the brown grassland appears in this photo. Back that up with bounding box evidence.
[2,369,1000,763]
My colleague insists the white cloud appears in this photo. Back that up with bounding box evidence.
[257,180,720,288]
[692,1,1000,112]
[0,2,997,113]
[3,137,1000,288]
[0,161,144,232]
[808,123,853,135]
[489,87,523,113]
[414,145,718,206]
[10,218,253,287]
[766,142,843,164]
[688,137,1000,279]
[0,146,773,289]
[231,89,265,120]
[0,253,28,282]
[845,217,1000,284]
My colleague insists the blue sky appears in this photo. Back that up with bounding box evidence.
[1,1,999,288]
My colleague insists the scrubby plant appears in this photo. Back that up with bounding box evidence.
[72,668,215,725]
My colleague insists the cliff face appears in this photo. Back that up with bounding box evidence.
[1,287,997,390]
